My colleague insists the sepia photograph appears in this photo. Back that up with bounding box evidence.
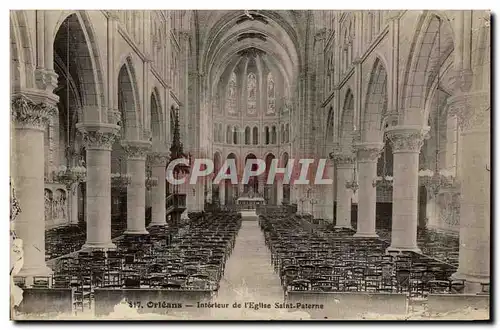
[8,8,491,321]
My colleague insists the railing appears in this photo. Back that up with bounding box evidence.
[256,203,297,215]
[166,193,187,214]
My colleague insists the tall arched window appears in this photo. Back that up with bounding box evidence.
[253,126,258,145]
[271,126,277,144]
[226,72,237,114]
[245,126,251,145]
[247,72,257,114]
[267,72,276,114]
[226,125,232,144]
[280,124,285,143]
[285,123,290,143]
[265,126,270,145]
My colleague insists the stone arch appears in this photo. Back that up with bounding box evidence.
[271,125,277,144]
[252,126,259,145]
[244,126,251,145]
[53,11,106,120]
[53,13,105,122]
[325,106,335,145]
[401,13,454,124]
[339,89,355,151]
[118,57,141,140]
[233,125,239,144]
[10,11,35,90]
[471,13,490,91]
[361,57,388,142]
[150,88,162,149]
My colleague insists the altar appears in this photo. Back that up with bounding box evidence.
[236,188,265,219]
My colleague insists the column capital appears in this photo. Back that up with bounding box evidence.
[76,122,120,151]
[148,151,169,167]
[386,125,429,153]
[354,142,384,162]
[11,92,58,130]
[330,151,356,167]
[122,140,152,160]
[447,90,490,131]
[34,68,59,94]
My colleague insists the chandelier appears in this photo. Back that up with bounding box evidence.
[145,160,158,190]
[111,158,131,188]
[373,137,393,189]
[345,160,359,193]
[419,169,457,196]
[54,164,87,188]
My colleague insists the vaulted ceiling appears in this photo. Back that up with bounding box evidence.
[195,10,310,95]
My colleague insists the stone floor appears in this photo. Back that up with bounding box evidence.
[213,218,310,319]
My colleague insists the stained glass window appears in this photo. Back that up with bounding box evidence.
[267,73,275,114]
[247,72,257,114]
[226,72,237,114]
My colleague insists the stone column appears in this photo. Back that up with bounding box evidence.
[258,175,265,195]
[354,142,383,237]
[122,140,151,234]
[449,90,490,292]
[276,180,283,205]
[219,182,225,206]
[148,152,168,226]
[323,159,335,223]
[386,125,428,253]
[69,183,79,224]
[77,122,120,249]
[12,93,57,280]
[332,152,356,229]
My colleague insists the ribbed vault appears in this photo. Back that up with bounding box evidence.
[197,10,303,98]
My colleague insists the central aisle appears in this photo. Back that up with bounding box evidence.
[211,219,311,319]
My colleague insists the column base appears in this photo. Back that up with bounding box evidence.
[15,265,53,278]
[82,242,117,250]
[353,232,379,238]
[148,222,166,227]
[335,225,353,230]
[451,271,490,284]
[450,272,490,294]
[386,246,422,254]
[124,229,149,235]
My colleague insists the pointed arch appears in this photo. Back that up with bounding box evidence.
[118,57,141,140]
[150,88,162,147]
[244,126,251,145]
[340,89,355,149]
[325,106,335,145]
[271,125,277,144]
[252,126,259,145]
[361,57,388,142]
[401,13,454,118]
[53,11,106,120]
